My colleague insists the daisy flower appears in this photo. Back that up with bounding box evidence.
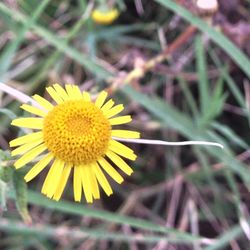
[9,84,140,203]
[0,82,223,204]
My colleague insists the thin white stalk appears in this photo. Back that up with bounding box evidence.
[113,137,224,149]
[0,82,40,108]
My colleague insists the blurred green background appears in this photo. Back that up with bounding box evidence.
[1,0,250,249]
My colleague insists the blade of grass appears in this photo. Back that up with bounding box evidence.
[78,0,87,12]
[88,24,160,51]
[204,220,249,250]
[178,77,199,119]
[90,23,154,39]
[114,36,160,50]
[7,190,206,242]
[0,218,205,244]
[154,0,250,78]
[209,49,246,109]
[123,86,250,185]
[198,76,227,128]
[0,3,110,79]
[211,122,249,150]
[27,10,91,85]
[194,148,225,219]
[195,35,210,116]
[0,0,50,80]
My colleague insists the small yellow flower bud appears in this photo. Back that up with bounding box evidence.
[91,8,119,25]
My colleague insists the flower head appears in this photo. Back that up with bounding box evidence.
[10,84,140,203]
[91,7,119,25]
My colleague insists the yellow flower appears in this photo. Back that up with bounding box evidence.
[91,8,119,25]
[10,84,140,203]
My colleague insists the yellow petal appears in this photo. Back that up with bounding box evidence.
[53,84,69,101]
[110,140,134,153]
[109,115,131,125]
[41,158,57,195]
[106,151,133,175]
[92,162,113,196]
[24,153,53,182]
[53,163,72,201]
[89,166,100,199]
[103,104,124,118]
[81,166,93,203]
[65,85,75,100]
[109,140,137,161]
[14,143,47,169]
[11,138,44,156]
[82,91,91,102]
[11,118,44,129]
[95,91,108,108]
[45,159,64,198]
[98,158,123,184]
[46,86,63,104]
[110,139,134,152]
[32,94,54,111]
[21,104,47,117]
[71,85,83,99]
[74,166,82,202]
[10,131,43,147]
[111,130,140,139]
[101,99,114,113]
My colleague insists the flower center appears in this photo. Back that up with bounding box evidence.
[43,100,111,165]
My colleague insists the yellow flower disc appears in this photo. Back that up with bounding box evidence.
[43,100,111,165]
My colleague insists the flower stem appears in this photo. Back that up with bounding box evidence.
[113,137,224,149]
[0,82,39,107]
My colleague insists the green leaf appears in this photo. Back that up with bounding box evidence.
[0,179,7,211]
[0,152,13,183]
[12,171,32,224]
[0,108,17,120]
[0,167,13,183]
[0,151,13,211]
